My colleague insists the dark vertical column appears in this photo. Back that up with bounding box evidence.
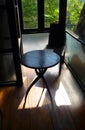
[17,0,24,33]
[6,0,23,86]
[59,0,67,47]
[59,0,67,31]
[38,0,44,31]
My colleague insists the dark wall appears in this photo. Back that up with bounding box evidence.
[0,0,22,85]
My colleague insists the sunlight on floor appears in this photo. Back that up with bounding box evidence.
[55,82,72,106]
[18,86,47,109]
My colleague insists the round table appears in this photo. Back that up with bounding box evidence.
[21,50,60,107]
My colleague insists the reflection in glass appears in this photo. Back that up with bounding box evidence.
[65,33,85,86]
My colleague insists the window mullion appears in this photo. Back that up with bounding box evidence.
[38,0,44,31]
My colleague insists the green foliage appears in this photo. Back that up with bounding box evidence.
[66,0,84,31]
[22,0,38,28]
[22,0,84,31]
[44,0,59,27]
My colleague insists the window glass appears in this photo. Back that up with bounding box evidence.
[22,0,38,29]
[44,0,59,28]
[66,0,85,41]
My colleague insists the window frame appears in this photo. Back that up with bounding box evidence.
[18,0,67,34]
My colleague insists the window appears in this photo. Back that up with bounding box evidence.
[44,0,59,28]
[21,0,59,32]
[66,0,85,41]
[21,0,38,29]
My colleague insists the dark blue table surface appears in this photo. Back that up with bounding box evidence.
[21,50,60,69]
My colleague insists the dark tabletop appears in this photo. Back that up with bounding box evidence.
[21,50,60,69]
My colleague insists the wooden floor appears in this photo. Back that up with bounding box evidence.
[0,63,85,130]
[0,33,85,130]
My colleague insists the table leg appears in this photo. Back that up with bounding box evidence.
[23,68,53,108]
[23,75,41,108]
[35,69,53,103]
[41,76,53,103]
